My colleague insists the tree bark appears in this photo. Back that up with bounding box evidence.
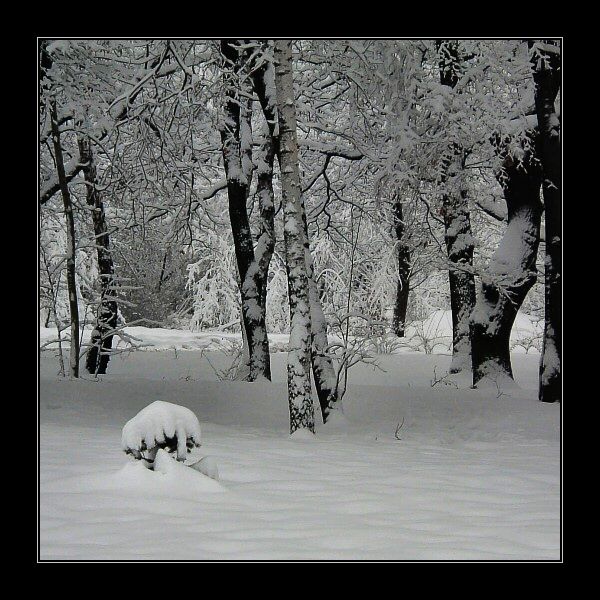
[470,138,543,386]
[220,39,272,381]
[252,41,339,422]
[442,176,477,374]
[392,195,411,337]
[531,40,561,403]
[49,97,80,378]
[437,40,477,373]
[274,39,315,434]
[77,135,118,375]
[255,122,276,351]
[301,204,339,422]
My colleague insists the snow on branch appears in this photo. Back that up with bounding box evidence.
[299,138,363,161]
[40,153,84,205]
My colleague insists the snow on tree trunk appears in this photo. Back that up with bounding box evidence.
[49,97,80,378]
[77,136,118,375]
[274,39,315,434]
[220,39,271,381]
[531,40,561,403]
[254,121,276,378]
[470,139,543,387]
[250,47,278,345]
[253,40,337,423]
[437,41,477,374]
[442,178,477,374]
[392,195,411,338]
[302,209,340,422]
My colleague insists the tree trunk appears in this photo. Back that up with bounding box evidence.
[253,40,338,422]
[220,39,271,381]
[392,195,411,337]
[77,135,118,375]
[254,122,276,377]
[531,40,561,403]
[49,98,80,378]
[437,40,477,373]
[470,140,543,386]
[274,39,315,434]
[302,206,340,422]
[442,179,477,374]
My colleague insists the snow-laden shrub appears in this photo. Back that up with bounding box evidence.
[186,230,241,331]
[265,254,289,333]
[122,401,202,465]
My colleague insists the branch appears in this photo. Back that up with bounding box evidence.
[300,138,363,161]
[40,153,84,206]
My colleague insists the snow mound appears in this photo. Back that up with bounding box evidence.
[44,454,225,498]
[152,449,224,492]
[289,428,315,440]
[190,456,219,480]
[122,401,202,461]
[324,407,349,429]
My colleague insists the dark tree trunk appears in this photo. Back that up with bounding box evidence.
[470,139,543,386]
[392,195,411,338]
[531,40,561,403]
[220,39,271,381]
[49,97,80,378]
[252,40,339,421]
[77,136,118,375]
[437,40,477,373]
[442,180,477,373]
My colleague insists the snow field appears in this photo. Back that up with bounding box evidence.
[39,348,559,560]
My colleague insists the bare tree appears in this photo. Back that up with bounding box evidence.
[252,40,340,422]
[392,194,411,337]
[42,42,80,378]
[220,39,272,381]
[77,135,118,375]
[274,39,315,434]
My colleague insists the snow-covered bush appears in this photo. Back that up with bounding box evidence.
[187,230,241,331]
[265,254,290,333]
[122,401,202,467]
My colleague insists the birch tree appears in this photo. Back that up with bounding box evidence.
[252,40,340,422]
[274,39,315,434]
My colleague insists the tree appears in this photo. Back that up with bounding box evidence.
[77,135,118,375]
[251,40,340,422]
[392,194,411,337]
[531,40,561,403]
[42,42,80,378]
[436,40,477,374]
[220,39,272,381]
[470,132,543,386]
[274,39,315,434]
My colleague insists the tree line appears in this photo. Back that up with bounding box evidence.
[39,39,561,434]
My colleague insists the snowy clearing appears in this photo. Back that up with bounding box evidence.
[39,343,560,561]
[39,309,543,355]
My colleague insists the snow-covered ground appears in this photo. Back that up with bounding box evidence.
[39,325,559,561]
[40,309,543,356]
